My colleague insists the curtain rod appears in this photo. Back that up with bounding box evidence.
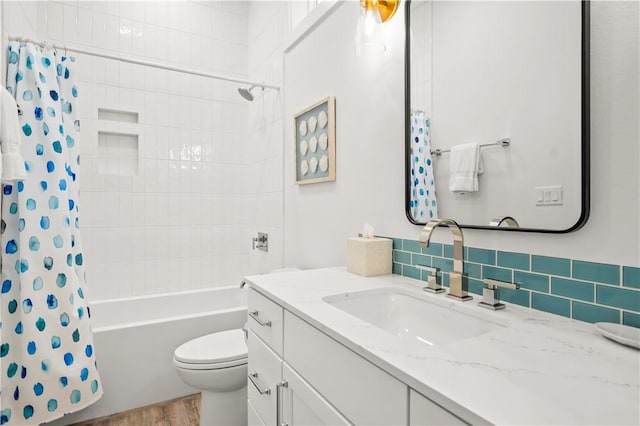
[8,36,280,91]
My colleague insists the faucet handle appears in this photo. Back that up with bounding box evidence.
[478,279,521,310]
[416,265,446,294]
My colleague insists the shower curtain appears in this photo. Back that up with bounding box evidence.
[0,42,102,425]
[409,111,438,221]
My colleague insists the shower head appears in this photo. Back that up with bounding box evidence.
[237,85,263,101]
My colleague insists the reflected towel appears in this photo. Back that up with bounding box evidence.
[0,87,26,182]
[449,143,482,193]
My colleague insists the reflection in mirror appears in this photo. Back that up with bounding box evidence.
[405,0,589,232]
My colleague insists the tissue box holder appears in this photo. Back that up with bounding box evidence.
[346,237,392,277]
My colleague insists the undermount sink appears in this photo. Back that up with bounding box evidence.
[323,287,503,346]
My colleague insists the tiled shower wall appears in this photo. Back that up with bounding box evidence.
[24,1,253,299]
[244,1,288,275]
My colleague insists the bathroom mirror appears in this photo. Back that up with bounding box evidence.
[405,0,590,232]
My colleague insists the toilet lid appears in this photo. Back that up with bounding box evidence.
[174,329,247,365]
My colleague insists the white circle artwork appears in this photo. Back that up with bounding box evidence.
[308,116,317,133]
[309,136,318,153]
[309,157,318,173]
[319,155,329,172]
[319,133,328,150]
[300,140,308,156]
[318,110,328,129]
[299,120,308,136]
[300,159,309,176]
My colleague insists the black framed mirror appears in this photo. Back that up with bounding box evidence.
[405,0,590,233]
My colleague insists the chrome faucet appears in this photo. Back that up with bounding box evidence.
[489,216,520,228]
[419,219,472,301]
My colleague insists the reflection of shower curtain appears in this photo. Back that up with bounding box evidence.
[1,42,102,425]
[409,111,438,221]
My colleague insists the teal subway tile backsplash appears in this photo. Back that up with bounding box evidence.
[499,287,530,307]
[468,247,496,265]
[392,263,402,275]
[623,312,640,328]
[412,254,431,267]
[467,278,485,295]
[403,265,421,280]
[441,272,450,287]
[623,266,640,289]
[572,302,620,324]
[551,277,594,302]
[596,285,640,312]
[432,257,453,273]
[532,293,571,318]
[422,242,443,257]
[531,255,571,277]
[403,239,422,253]
[394,250,411,264]
[464,262,482,279]
[444,244,454,259]
[390,238,639,328]
[514,271,549,293]
[482,265,512,282]
[498,251,530,271]
[573,260,620,285]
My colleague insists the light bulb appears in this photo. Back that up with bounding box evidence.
[354,4,386,56]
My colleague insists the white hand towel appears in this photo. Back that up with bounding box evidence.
[0,88,27,182]
[449,143,483,193]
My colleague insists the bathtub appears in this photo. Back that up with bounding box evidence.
[49,286,247,425]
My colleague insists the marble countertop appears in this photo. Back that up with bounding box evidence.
[245,267,640,426]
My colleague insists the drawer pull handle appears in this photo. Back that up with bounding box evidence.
[249,310,272,327]
[248,372,271,395]
[276,380,289,426]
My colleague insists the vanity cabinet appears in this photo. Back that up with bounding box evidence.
[247,287,469,426]
[282,363,350,426]
[410,390,468,426]
[247,289,349,426]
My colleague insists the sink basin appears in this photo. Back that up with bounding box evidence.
[323,287,503,346]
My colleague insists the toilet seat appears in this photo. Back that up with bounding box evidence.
[174,329,247,370]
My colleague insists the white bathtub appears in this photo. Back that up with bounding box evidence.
[49,286,247,425]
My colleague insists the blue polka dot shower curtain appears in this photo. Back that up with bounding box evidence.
[0,42,102,425]
[409,111,438,221]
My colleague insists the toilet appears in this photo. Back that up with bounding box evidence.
[173,329,248,426]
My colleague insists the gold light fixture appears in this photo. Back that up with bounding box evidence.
[369,0,399,23]
[354,0,399,56]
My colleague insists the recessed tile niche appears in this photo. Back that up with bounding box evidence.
[97,108,140,176]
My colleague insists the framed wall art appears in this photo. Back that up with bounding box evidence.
[294,96,335,185]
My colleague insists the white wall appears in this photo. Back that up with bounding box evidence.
[1,0,39,84]
[284,0,639,268]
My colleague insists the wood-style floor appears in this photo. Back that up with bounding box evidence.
[69,394,200,426]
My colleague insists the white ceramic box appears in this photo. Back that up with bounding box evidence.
[346,237,392,277]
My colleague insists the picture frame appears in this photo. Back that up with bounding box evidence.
[294,96,336,185]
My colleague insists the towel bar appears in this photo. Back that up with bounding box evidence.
[431,138,510,156]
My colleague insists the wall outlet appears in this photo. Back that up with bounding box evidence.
[536,186,563,206]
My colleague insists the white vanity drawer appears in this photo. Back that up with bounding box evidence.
[410,389,469,425]
[284,311,408,425]
[247,330,282,426]
[248,288,284,356]
[248,399,265,426]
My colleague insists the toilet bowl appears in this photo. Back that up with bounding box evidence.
[174,329,248,426]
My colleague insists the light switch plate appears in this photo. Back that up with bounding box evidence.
[536,186,563,206]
